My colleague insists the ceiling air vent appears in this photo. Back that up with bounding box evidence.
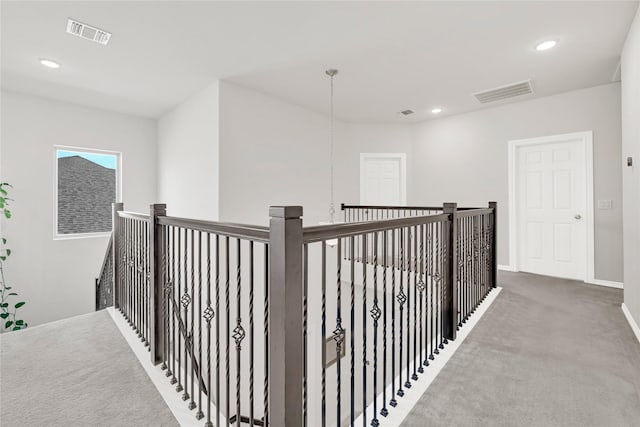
[400,109,415,116]
[66,18,111,45]
[473,80,533,104]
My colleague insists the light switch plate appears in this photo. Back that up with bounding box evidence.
[597,200,613,209]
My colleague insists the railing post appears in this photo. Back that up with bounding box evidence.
[268,206,304,427]
[443,202,458,341]
[112,202,124,309]
[149,203,167,365]
[489,201,498,288]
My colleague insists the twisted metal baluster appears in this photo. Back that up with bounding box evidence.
[417,224,425,374]
[196,231,204,419]
[225,236,230,427]
[204,234,214,427]
[350,235,356,426]
[371,233,381,427]
[216,236,221,427]
[405,228,412,388]
[234,239,245,427]
[321,242,327,427]
[389,229,397,408]
[362,234,368,425]
[335,239,345,427]
[189,229,196,408]
[263,244,269,427]
[176,228,183,392]
[380,230,389,417]
[249,241,255,427]
[397,228,406,397]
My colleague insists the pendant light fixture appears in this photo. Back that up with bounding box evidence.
[326,68,338,223]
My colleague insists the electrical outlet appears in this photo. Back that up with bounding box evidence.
[597,200,613,209]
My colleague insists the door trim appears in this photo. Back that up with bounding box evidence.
[507,131,594,282]
[359,153,407,205]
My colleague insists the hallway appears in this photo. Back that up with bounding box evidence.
[402,271,640,427]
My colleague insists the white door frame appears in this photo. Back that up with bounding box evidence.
[507,131,595,283]
[359,153,407,205]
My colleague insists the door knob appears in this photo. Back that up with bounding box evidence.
[574,214,582,220]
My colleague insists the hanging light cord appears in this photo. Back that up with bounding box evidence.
[329,72,335,223]
[326,69,338,223]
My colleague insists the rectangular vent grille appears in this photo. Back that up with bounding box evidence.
[473,80,533,104]
[400,109,414,116]
[66,19,111,45]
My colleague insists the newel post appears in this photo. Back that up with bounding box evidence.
[268,206,304,427]
[443,202,458,341]
[149,203,167,365]
[112,202,124,309]
[489,201,498,288]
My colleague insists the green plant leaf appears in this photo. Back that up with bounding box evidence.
[0,303,8,308]
[12,326,20,331]
[0,313,8,319]
[1,237,6,244]
[15,320,24,325]
[4,210,11,219]
[5,320,13,328]
[14,301,25,309]
[5,249,11,256]
[5,286,11,290]
[0,256,5,262]
[8,292,17,296]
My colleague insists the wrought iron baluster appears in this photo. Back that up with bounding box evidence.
[397,227,406,397]
[234,239,244,427]
[249,241,255,427]
[371,232,380,427]
[429,222,435,361]
[335,238,344,427]
[302,243,308,427]
[381,230,388,417]
[321,242,327,427]
[362,233,368,425]
[170,227,177,384]
[405,227,412,388]
[204,233,214,427]
[417,224,425,374]
[263,244,269,427]
[196,231,204,420]
[189,229,196,408]
[225,236,230,427]
[389,229,397,408]
[412,226,418,381]
[350,235,355,427]
[182,228,190,401]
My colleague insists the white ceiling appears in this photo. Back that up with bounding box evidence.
[1,1,637,122]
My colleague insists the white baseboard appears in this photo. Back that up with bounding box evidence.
[354,287,503,427]
[498,264,517,272]
[585,279,623,289]
[621,303,640,344]
[107,308,204,427]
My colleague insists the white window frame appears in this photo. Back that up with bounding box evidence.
[53,145,122,240]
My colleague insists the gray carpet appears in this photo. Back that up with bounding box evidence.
[402,271,640,427]
[0,309,178,427]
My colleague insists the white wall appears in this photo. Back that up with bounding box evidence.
[411,83,623,283]
[337,122,414,207]
[0,91,157,326]
[218,81,338,226]
[622,8,640,327]
[157,81,219,221]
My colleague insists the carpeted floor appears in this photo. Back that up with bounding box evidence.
[402,271,640,427]
[0,309,178,427]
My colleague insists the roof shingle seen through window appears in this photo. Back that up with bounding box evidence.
[58,155,116,235]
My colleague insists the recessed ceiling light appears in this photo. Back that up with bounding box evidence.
[535,40,557,51]
[39,59,60,69]
[431,107,442,114]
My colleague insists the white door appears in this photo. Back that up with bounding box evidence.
[360,154,406,205]
[516,140,587,280]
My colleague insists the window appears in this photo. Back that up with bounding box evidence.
[55,147,120,238]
